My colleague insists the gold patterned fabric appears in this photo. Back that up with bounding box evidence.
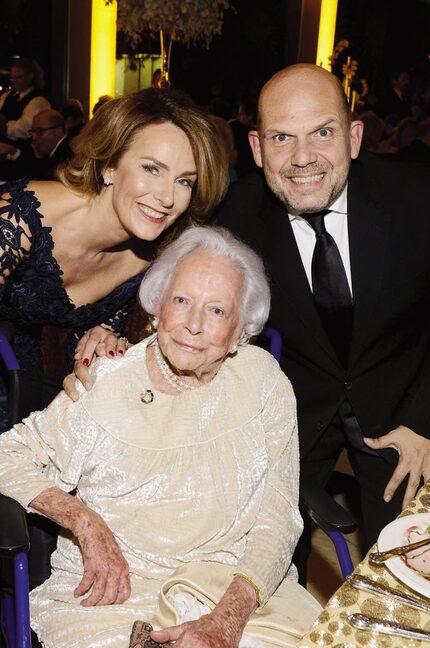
[0,336,321,648]
[298,482,430,647]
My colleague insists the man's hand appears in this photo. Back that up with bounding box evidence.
[0,142,18,157]
[63,326,131,401]
[364,426,430,508]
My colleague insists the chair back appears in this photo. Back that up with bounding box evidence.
[0,328,31,648]
[261,326,356,581]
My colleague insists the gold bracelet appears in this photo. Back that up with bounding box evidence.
[233,572,261,606]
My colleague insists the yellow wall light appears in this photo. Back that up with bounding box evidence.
[90,0,117,114]
[315,0,339,71]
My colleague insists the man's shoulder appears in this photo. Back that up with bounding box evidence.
[213,171,286,249]
[350,151,430,197]
[217,171,268,210]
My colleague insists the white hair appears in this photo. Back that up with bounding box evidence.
[138,226,271,338]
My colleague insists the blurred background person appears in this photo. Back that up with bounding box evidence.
[92,94,113,115]
[60,98,86,139]
[228,90,258,178]
[0,109,72,180]
[0,58,50,144]
[207,113,238,182]
[359,110,386,152]
[30,109,73,177]
[376,68,411,120]
[151,68,162,88]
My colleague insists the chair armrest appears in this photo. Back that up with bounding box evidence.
[300,481,357,535]
[0,493,30,556]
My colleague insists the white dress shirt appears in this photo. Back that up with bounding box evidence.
[0,87,51,140]
[288,186,353,295]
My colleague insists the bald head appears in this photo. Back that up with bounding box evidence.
[258,64,351,130]
[248,64,363,215]
[31,109,65,158]
[33,109,65,129]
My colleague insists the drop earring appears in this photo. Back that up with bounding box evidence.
[152,317,159,329]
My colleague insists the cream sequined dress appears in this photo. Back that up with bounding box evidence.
[0,335,320,647]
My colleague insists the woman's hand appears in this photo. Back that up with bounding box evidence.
[63,326,131,401]
[150,576,258,647]
[150,613,240,648]
[74,326,129,366]
[72,508,131,606]
[30,486,131,606]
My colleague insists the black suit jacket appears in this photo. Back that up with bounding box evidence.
[215,153,430,458]
[0,137,73,182]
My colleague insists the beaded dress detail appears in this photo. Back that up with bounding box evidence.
[0,178,145,372]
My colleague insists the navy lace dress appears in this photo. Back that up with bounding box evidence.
[0,178,145,374]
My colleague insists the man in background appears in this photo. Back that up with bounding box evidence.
[0,109,72,180]
[0,58,50,144]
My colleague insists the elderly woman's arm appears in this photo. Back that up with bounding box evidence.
[151,576,258,647]
[0,390,130,606]
[30,486,130,606]
[233,371,302,604]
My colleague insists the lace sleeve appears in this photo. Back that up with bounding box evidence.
[0,195,33,283]
[100,299,134,335]
[68,299,135,366]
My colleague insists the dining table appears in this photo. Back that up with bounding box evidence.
[297,480,430,647]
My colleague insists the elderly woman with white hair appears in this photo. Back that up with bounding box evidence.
[0,226,321,648]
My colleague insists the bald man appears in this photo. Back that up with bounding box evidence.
[215,64,430,575]
[0,109,72,180]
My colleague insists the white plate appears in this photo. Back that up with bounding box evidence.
[377,513,430,598]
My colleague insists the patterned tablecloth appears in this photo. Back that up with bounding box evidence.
[297,481,430,647]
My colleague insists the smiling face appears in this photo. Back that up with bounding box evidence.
[104,121,197,241]
[249,66,363,215]
[155,249,245,383]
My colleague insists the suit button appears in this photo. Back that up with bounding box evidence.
[318,420,324,430]
[345,381,353,390]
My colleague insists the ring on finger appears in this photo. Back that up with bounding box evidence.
[119,336,128,343]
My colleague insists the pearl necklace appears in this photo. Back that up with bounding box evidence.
[153,338,195,393]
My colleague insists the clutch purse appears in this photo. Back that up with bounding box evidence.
[128,621,172,648]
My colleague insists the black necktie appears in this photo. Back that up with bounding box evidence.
[301,211,353,366]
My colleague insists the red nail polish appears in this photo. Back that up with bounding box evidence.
[82,358,89,366]
[118,349,124,355]
[108,350,114,357]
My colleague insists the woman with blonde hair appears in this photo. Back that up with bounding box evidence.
[0,87,228,389]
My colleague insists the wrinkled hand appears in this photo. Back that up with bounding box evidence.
[63,326,131,401]
[73,509,130,607]
[364,426,430,508]
[150,613,240,648]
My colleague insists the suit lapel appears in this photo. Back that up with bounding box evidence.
[347,161,391,369]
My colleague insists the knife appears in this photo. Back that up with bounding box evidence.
[348,613,430,640]
[348,574,430,613]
